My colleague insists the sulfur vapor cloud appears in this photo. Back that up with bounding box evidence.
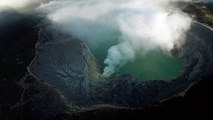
[0,0,194,77]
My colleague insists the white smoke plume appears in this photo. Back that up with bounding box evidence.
[37,0,192,77]
[0,0,52,12]
[0,0,193,77]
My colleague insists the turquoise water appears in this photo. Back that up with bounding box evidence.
[117,50,183,81]
[86,33,183,81]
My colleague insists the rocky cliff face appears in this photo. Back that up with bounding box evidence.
[178,1,213,27]
[0,7,213,120]
[28,27,101,106]
[174,23,213,79]
[0,12,67,120]
[27,22,213,108]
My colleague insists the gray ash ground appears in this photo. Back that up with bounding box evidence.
[1,2,213,120]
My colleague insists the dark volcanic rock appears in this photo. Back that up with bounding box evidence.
[0,75,67,120]
[174,23,213,79]
[0,7,213,120]
[27,22,213,108]
[178,1,213,27]
[28,27,101,106]
[0,12,67,120]
[0,11,39,82]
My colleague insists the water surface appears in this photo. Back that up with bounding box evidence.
[118,50,183,81]
[86,32,183,81]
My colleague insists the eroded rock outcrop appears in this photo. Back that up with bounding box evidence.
[1,6,213,120]
[28,27,101,105]
[0,12,67,120]
[27,22,213,108]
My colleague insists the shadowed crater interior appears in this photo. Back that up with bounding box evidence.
[0,1,213,120]
[28,22,213,108]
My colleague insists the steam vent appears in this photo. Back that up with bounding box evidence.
[0,0,213,120]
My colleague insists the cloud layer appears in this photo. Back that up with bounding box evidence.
[0,0,193,77]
